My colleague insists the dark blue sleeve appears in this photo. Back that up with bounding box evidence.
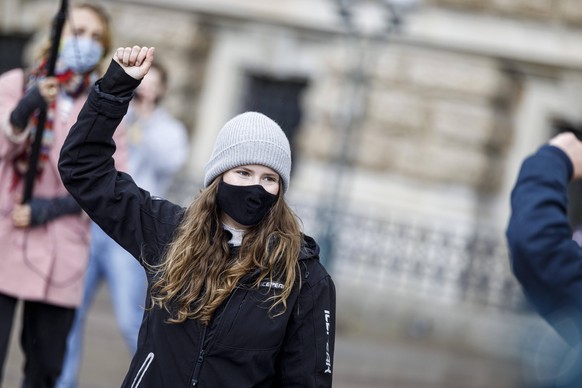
[506,144,582,344]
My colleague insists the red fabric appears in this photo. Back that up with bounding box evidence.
[10,59,90,191]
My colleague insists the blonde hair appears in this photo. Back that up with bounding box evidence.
[150,178,302,324]
[72,2,112,56]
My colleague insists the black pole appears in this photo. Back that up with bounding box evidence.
[22,0,69,204]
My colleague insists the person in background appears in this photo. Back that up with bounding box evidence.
[507,132,582,387]
[57,61,189,388]
[0,3,127,387]
[58,45,336,387]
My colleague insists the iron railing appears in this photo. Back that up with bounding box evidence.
[295,203,527,313]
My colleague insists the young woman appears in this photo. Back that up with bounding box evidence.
[0,4,126,386]
[58,46,336,387]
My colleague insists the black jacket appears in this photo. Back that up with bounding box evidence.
[58,62,336,387]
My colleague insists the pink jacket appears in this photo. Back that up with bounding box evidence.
[0,68,128,307]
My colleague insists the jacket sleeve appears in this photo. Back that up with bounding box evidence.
[506,144,582,344]
[58,63,184,265]
[0,69,29,160]
[29,194,82,226]
[276,264,336,387]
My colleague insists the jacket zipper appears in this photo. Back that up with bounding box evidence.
[191,325,207,386]
[189,285,246,386]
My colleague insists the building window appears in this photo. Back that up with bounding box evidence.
[240,72,309,166]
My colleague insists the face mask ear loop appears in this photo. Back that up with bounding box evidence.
[65,10,83,72]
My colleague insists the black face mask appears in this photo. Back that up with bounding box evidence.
[217,181,278,226]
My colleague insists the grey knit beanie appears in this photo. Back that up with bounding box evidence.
[204,112,292,192]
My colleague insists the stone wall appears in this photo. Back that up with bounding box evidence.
[299,42,519,191]
[427,0,582,24]
[105,2,208,127]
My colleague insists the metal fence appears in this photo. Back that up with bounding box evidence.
[294,203,528,314]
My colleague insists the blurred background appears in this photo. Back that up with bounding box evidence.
[3,0,582,386]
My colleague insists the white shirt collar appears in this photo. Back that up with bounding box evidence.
[222,223,245,246]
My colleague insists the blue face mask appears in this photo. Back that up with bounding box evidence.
[57,36,104,74]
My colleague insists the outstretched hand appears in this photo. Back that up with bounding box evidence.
[549,132,582,180]
[113,46,155,80]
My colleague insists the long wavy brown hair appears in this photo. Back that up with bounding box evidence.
[150,178,302,324]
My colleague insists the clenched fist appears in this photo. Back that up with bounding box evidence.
[113,46,155,80]
[550,132,582,180]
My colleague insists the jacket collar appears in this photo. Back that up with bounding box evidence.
[299,234,320,262]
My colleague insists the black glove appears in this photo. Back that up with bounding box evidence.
[29,195,82,227]
[9,86,46,132]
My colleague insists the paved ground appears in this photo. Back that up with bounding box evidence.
[4,286,525,388]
